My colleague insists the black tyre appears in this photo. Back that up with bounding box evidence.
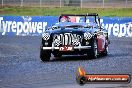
[40,48,51,62]
[87,38,98,59]
[103,46,108,56]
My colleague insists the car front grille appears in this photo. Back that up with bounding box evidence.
[53,33,82,46]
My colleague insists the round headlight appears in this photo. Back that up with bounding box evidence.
[42,33,50,40]
[84,32,92,40]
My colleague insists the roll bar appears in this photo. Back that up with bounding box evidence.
[59,13,101,30]
[59,13,99,22]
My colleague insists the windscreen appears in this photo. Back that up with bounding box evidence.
[59,16,85,23]
[59,15,97,24]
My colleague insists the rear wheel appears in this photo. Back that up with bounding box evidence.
[103,46,108,56]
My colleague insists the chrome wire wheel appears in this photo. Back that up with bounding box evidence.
[94,40,98,57]
[94,40,98,58]
[86,38,98,59]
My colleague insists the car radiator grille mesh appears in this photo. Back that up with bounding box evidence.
[53,33,82,46]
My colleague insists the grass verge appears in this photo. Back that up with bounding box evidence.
[0,6,132,17]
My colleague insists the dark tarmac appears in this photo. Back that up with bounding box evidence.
[0,36,132,88]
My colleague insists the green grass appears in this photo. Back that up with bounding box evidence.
[0,6,132,17]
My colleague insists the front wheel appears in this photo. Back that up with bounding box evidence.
[87,38,98,59]
[40,49,51,62]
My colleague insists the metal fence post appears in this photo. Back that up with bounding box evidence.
[40,0,42,7]
[21,0,23,7]
[81,0,82,8]
[2,0,3,6]
[103,0,104,8]
[60,0,61,8]
[125,0,127,8]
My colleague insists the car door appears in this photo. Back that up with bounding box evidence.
[97,30,106,52]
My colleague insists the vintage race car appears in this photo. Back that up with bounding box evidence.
[40,13,110,61]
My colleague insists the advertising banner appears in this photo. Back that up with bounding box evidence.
[0,16,131,37]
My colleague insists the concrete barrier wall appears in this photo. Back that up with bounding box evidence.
[0,16,132,37]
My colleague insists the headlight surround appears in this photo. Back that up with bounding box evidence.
[42,33,50,41]
[84,32,92,40]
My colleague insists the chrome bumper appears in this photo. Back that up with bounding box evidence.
[42,43,91,51]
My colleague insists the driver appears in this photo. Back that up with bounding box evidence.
[60,16,70,22]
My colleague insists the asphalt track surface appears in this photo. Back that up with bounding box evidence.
[0,36,132,88]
